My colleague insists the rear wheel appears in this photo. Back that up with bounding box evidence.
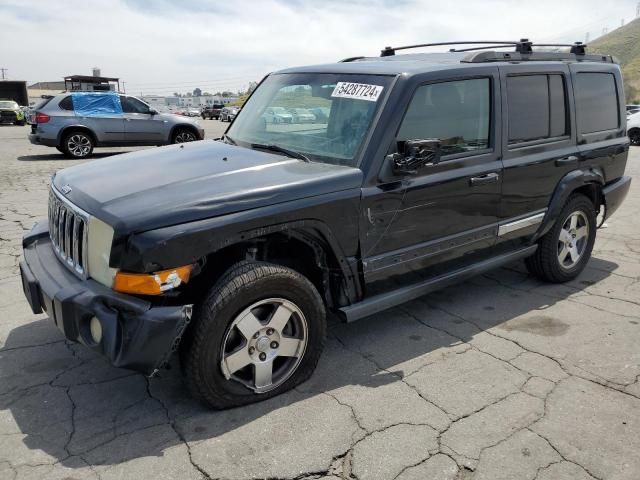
[525,194,597,282]
[181,261,326,409]
[62,131,94,159]
[172,127,197,143]
[629,128,640,146]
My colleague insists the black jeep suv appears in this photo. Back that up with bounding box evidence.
[20,40,631,409]
[201,103,224,120]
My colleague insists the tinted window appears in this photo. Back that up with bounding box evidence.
[58,96,74,110]
[507,74,567,143]
[120,96,150,114]
[397,78,491,155]
[575,73,619,134]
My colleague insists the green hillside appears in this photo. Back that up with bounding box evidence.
[590,17,640,102]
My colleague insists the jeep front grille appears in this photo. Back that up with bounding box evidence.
[48,187,89,278]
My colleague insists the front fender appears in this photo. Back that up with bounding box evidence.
[532,168,604,242]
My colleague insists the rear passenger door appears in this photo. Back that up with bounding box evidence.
[497,64,578,242]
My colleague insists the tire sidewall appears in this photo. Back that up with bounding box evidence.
[188,266,326,407]
[548,196,597,280]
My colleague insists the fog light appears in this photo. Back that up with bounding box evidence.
[89,316,103,344]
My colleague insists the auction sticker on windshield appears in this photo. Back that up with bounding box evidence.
[331,82,384,102]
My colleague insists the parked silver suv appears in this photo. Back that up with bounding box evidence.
[28,92,205,158]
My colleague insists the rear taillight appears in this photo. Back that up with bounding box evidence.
[35,112,50,124]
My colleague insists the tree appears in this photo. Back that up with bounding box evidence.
[173,92,181,97]
[247,81,258,95]
[193,88,202,97]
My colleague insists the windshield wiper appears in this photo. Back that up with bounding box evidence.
[250,143,310,163]
[223,134,237,145]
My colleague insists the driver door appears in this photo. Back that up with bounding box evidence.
[361,72,503,287]
[120,95,166,144]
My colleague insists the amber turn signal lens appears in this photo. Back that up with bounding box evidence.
[113,265,193,295]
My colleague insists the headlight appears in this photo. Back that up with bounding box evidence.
[87,216,117,287]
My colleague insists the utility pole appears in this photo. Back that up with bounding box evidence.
[0,68,7,80]
[122,81,126,93]
[637,1,640,17]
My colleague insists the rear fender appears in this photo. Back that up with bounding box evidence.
[532,168,604,242]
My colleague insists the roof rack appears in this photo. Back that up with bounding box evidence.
[339,56,366,63]
[379,39,616,64]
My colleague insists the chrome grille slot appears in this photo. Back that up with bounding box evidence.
[48,186,90,278]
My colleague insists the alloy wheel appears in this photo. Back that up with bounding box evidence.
[557,211,589,269]
[220,298,308,393]
[175,131,196,143]
[67,134,92,157]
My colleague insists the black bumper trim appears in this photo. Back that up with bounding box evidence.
[21,222,192,375]
[602,176,631,221]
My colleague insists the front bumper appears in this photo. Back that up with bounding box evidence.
[20,221,193,375]
[603,176,631,220]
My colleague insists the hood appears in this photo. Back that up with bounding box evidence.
[53,140,362,234]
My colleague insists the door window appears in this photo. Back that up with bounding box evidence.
[120,96,151,114]
[507,74,568,143]
[397,78,491,156]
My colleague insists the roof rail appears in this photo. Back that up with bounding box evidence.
[381,39,591,57]
[380,40,524,57]
[339,56,366,63]
[461,50,616,64]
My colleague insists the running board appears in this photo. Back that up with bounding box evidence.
[339,245,537,322]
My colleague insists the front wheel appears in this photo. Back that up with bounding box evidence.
[62,131,94,159]
[629,128,640,146]
[525,193,597,283]
[181,261,326,409]
[172,127,197,143]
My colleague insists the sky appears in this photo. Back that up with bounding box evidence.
[0,0,638,95]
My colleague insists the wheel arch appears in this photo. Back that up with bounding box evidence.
[57,125,98,147]
[185,221,362,311]
[532,168,604,243]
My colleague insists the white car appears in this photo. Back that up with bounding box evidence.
[289,108,316,123]
[627,111,640,145]
[262,106,293,124]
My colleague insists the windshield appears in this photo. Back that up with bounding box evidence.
[227,73,392,167]
[0,101,18,109]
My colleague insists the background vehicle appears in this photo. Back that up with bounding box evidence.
[220,106,240,122]
[186,107,201,117]
[0,80,28,106]
[626,104,640,116]
[628,111,640,145]
[288,107,316,123]
[20,40,631,410]
[202,103,224,120]
[0,100,26,125]
[262,106,293,124]
[309,106,330,123]
[28,92,204,158]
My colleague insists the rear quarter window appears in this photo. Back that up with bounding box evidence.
[58,96,74,110]
[575,72,619,134]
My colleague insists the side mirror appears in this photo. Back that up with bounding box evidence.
[148,108,158,115]
[390,139,442,175]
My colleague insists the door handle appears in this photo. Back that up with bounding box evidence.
[470,172,499,186]
[555,155,579,167]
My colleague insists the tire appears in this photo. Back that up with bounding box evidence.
[525,193,597,283]
[181,261,326,409]
[172,127,197,143]
[55,146,65,154]
[629,128,640,146]
[62,130,94,159]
